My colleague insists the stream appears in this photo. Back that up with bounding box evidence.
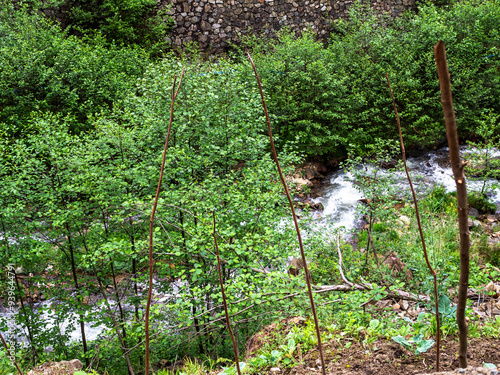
[1,147,499,346]
[310,147,500,234]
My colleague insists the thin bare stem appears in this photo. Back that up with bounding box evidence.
[213,212,241,375]
[386,73,441,371]
[0,331,23,375]
[145,67,185,374]
[246,48,326,375]
[80,236,135,375]
[335,232,353,287]
[434,41,470,368]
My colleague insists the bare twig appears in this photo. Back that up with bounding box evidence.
[246,48,326,375]
[213,212,241,375]
[145,67,185,374]
[335,231,353,287]
[434,41,470,368]
[386,73,441,371]
[0,331,23,375]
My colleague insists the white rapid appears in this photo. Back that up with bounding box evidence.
[310,147,499,235]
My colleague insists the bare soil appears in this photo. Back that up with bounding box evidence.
[286,337,500,375]
[243,317,500,375]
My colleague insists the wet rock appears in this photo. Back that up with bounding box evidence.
[470,207,480,218]
[302,199,324,211]
[380,159,399,169]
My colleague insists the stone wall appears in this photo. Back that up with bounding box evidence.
[162,0,416,52]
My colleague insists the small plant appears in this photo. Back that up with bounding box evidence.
[392,334,435,355]
[218,362,246,375]
[278,338,297,366]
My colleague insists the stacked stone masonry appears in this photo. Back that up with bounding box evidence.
[162,0,416,52]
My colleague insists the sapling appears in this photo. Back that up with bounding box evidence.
[435,40,470,368]
[464,110,500,196]
[343,139,402,267]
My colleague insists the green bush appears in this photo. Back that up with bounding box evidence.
[0,3,149,136]
[468,191,497,214]
[244,0,500,157]
[62,0,174,54]
[476,235,500,267]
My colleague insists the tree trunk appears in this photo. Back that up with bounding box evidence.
[434,41,470,368]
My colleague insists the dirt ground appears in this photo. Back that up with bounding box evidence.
[285,337,500,375]
[242,316,500,375]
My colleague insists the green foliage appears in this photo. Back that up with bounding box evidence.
[0,2,149,136]
[244,0,500,157]
[420,186,456,214]
[0,349,16,375]
[468,191,497,214]
[62,0,174,53]
[464,110,500,197]
[218,362,246,375]
[475,236,500,267]
[392,334,435,355]
[344,139,404,267]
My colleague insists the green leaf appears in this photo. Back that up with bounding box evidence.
[392,335,412,350]
[415,339,435,355]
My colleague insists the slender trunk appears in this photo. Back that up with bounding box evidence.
[13,271,36,365]
[145,68,184,374]
[246,49,326,375]
[364,213,372,269]
[65,224,89,367]
[386,73,441,371]
[80,236,135,375]
[367,214,378,262]
[127,218,142,369]
[192,304,205,354]
[179,211,187,252]
[110,262,128,348]
[213,213,241,375]
[95,276,136,375]
[434,41,470,368]
[2,221,36,363]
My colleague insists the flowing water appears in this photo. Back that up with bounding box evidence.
[310,147,500,236]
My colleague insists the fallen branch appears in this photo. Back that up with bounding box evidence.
[314,284,431,303]
[336,232,353,287]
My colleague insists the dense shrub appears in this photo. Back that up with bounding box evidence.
[62,0,174,54]
[0,2,149,136]
[243,0,500,157]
